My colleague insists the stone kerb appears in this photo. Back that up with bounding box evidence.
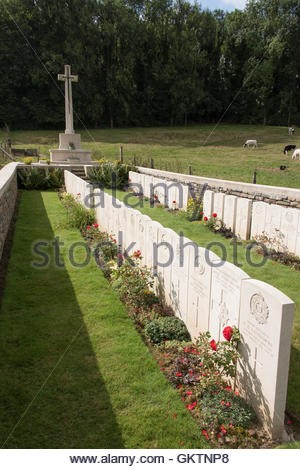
[237,279,294,439]
[0,163,19,261]
[129,171,189,210]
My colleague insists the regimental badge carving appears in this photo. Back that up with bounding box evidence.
[250,293,269,325]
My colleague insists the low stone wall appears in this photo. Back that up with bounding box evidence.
[0,163,19,261]
[137,167,300,207]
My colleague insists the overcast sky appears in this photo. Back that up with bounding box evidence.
[197,0,247,11]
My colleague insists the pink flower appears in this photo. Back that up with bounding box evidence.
[223,326,233,341]
[210,339,217,351]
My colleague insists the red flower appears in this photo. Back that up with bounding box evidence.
[172,200,176,204]
[220,424,227,435]
[212,212,217,218]
[201,429,209,440]
[203,216,208,222]
[287,419,293,426]
[225,401,231,407]
[93,223,99,228]
[86,225,91,230]
[186,391,193,396]
[133,250,142,258]
[175,372,182,377]
[223,326,233,341]
[186,401,197,411]
[209,339,217,351]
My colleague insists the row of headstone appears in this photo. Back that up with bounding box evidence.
[129,171,189,210]
[64,171,92,208]
[203,190,252,239]
[204,190,300,257]
[64,170,294,440]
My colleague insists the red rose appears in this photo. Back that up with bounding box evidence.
[212,212,217,218]
[223,326,233,341]
[203,216,208,222]
[86,225,91,230]
[172,200,176,204]
[175,372,182,377]
[186,401,197,410]
[93,223,99,228]
[209,339,217,351]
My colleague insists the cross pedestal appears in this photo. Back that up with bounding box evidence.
[50,65,92,164]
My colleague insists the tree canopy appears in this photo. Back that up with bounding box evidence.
[0,0,299,129]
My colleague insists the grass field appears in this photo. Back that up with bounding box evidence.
[1,124,300,188]
[0,191,206,449]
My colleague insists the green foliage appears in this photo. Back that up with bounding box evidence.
[111,259,157,309]
[22,157,34,165]
[1,1,300,127]
[187,198,203,221]
[144,317,191,344]
[200,386,255,430]
[59,192,95,231]
[87,162,136,189]
[17,167,63,190]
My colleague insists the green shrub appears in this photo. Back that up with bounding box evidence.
[18,167,63,190]
[144,316,191,344]
[60,192,95,230]
[87,162,136,189]
[22,157,34,165]
[200,386,255,430]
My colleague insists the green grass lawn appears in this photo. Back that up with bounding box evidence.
[110,189,300,420]
[0,191,207,449]
[2,124,300,188]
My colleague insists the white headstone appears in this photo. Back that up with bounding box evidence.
[203,190,214,218]
[251,201,268,239]
[237,279,294,439]
[235,198,252,240]
[156,227,175,305]
[280,207,300,254]
[223,194,237,232]
[209,262,250,341]
[187,247,220,340]
[213,192,226,219]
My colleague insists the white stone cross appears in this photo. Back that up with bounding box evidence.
[58,65,78,135]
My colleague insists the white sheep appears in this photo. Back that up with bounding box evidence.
[243,139,258,148]
[291,149,300,160]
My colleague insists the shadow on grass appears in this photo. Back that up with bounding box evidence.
[0,191,124,448]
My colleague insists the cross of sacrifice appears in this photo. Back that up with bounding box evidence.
[58,65,78,135]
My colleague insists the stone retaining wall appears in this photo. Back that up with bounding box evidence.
[137,167,300,208]
[0,163,18,261]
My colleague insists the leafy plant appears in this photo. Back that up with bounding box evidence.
[60,192,95,230]
[87,162,136,189]
[144,316,191,344]
[187,198,203,221]
[17,167,63,189]
[22,157,34,165]
[200,385,255,430]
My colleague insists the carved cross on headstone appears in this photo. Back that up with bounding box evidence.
[58,65,78,135]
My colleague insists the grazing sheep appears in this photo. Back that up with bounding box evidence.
[243,139,257,148]
[291,149,300,160]
[283,144,296,155]
[288,127,295,136]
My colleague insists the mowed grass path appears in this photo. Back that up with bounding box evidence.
[112,190,300,418]
[0,191,206,449]
[3,124,300,188]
